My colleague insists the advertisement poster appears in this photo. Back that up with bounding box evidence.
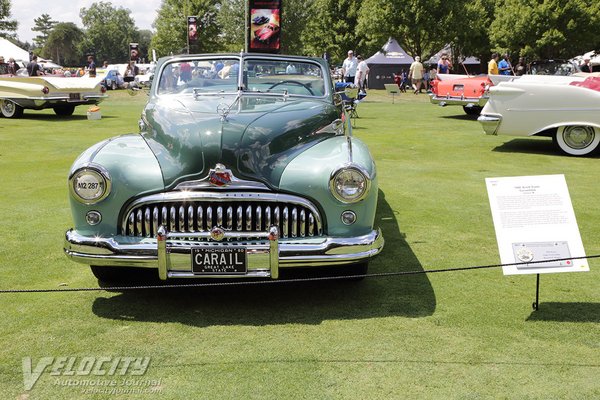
[188,16,198,43]
[129,43,139,62]
[486,174,589,275]
[248,0,281,53]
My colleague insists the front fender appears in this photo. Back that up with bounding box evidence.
[279,136,378,237]
[69,134,165,236]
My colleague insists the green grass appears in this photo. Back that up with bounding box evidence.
[1,90,599,399]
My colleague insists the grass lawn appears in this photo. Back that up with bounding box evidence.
[1,90,599,399]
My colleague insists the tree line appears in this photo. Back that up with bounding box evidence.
[1,0,599,67]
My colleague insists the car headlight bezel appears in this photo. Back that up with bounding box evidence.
[329,164,371,204]
[68,164,111,205]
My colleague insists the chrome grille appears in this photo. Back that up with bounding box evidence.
[122,192,323,239]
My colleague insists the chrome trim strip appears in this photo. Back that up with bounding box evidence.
[429,94,488,107]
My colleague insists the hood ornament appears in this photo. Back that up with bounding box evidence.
[209,163,232,186]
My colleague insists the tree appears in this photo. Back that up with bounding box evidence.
[80,1,138,63]
[42,23,83,66]
[490,0,600,60]
[216,0,245,52]
[0,0,17,39]
[135,29,154,63]
[356,0,456,62]
[32,13,57,48]
[302,0,360,63]
[151,0,221,57]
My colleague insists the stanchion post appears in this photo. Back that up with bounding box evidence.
[532,274,540,311]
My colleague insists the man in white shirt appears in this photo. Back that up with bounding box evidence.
[354,55,369,92]
[408,56,424,94]
[342,50,358,83]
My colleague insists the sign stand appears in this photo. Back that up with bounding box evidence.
[532,274,540,311]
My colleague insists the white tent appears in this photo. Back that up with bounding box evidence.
[0,38,30,62]
[572,50,599,67]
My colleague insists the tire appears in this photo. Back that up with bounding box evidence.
[463,105,482,116]
[0,99,24,118]
[554,125,600,156]
[53,105,75,116]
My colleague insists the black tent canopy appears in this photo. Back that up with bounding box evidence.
[365,38,414,89]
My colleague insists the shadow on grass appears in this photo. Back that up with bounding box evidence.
[526,302,600,322]
[491,138,594,157]
[439,113,479,120]
[91,190,435,326]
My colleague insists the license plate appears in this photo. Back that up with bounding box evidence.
[68,93,81,101]
[453,84,464,92]
[191,247,247,274]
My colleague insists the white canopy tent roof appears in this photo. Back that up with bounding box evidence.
[0,38,30,62]
[572,50,600,66]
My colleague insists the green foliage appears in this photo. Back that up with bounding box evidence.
[32,14,57,48]
[151,0,221,57]
[79,1,139,63]
[42,23,83,66]
[302,0,360,62]
[216,0,245,52]
[490,0,600,59]
[0,0,17,39]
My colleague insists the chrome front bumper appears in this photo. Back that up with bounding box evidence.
[429,94,488,107]
[64,227,384,280]
[477,114,502,135]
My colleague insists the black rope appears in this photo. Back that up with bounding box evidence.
[0,255,596,294]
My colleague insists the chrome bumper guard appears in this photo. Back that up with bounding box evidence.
[477,114,502,135]
[64,227,384,280]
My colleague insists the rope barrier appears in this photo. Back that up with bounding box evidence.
[0,255,597,294]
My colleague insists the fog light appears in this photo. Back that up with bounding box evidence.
[341,211,356,225]
[86,211,102,225]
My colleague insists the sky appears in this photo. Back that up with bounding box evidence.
[10,0,162,43]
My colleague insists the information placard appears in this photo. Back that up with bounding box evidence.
[486,174,589,275]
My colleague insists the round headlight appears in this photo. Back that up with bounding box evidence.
[69,165,111,204]
[330,165,370,203]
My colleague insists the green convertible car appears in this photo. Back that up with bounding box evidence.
[64,53,384,281]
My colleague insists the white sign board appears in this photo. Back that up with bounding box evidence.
[486,174,589,275]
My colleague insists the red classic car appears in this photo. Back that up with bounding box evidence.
[254,23,280,43]
[429,74,491,115]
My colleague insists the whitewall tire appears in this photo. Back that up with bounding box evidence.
[555,125,600,156]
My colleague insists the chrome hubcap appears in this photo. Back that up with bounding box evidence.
[563,126,595,149]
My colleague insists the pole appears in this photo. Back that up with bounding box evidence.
[532,274,540,311]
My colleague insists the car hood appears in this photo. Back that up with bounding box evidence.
[141,94,340,188]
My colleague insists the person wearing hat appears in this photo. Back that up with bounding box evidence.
[342,50,358,83]
[409,55,424,94]
[581,57,592,73]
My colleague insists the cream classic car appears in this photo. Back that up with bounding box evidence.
[478,75,600,156]
[0,75,107,118]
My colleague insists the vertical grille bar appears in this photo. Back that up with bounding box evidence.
[308,214,315,237]
[144,208,151,237]
[256,206,262,231]
[206,206,213,229]
[169,206,176,232]
[282,207,289,238]
[291,208,297,238]
[265,206,271,229]
[236,206,243,231]
[226,206,233,229]
[245,206,252,231]
[300,210,306,237]
[217,206,223,227]
[128,212,135,236]
[187,206,194,232]
[136,209,143,237]
[178,206,185,232]
[152,207,159,236]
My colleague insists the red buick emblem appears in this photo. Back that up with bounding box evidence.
[209,170,232,186]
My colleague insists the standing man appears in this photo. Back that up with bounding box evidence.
[580,57,592,73]
[342,50,358,84]
[409,56,424,94]
[498,53,512,75]
[354,55,369,92]
[488,53,499,75]
[26,55,44,76]
[86,55,97,78]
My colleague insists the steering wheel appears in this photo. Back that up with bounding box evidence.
[267,80,314,95]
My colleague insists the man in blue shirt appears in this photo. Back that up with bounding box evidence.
[498,54,513,75]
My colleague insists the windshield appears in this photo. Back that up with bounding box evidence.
[156,57,327,97]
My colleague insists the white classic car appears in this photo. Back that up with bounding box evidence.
[0,75,107,118]
[478,74,600,156]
